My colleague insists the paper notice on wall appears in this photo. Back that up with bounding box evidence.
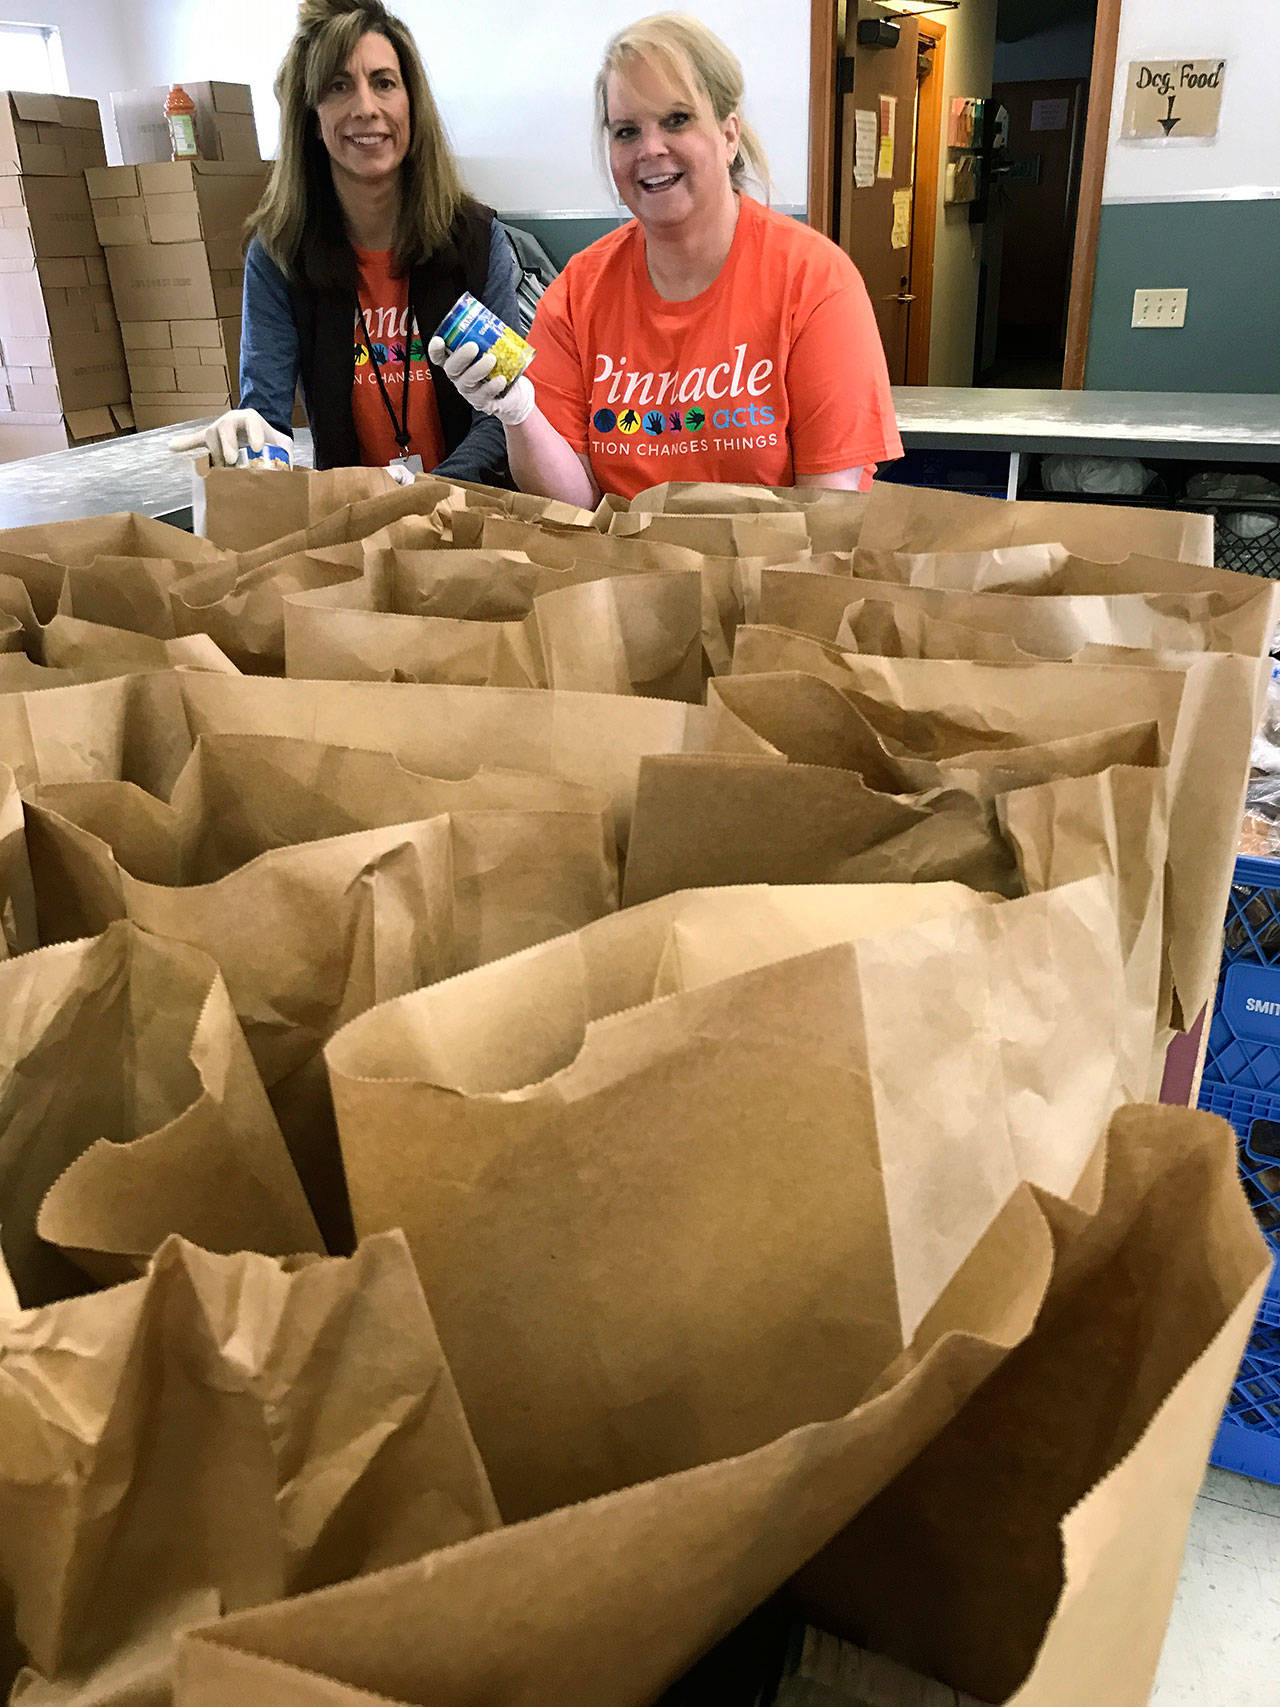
[854,109,877,189]
[877,95,896,179]
[1121,59,1227,140]
[1030,97,1070,132]
[891,187,912,249]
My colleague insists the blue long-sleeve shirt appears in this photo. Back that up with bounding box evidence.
[239,220,519,481]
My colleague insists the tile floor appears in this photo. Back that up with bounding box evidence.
[1152,1467,1280,1704]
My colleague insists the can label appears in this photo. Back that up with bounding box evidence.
[434,291,534,386]
[235,443,293,470]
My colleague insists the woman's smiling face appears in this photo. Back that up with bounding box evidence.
[316,30,411,191]
[605,55,740,232]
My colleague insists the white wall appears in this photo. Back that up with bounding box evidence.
[1103,0,1280,202]
[0,0,135,133]
[928,0,998,386]
[104,0,811,211]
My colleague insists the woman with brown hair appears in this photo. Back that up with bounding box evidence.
[172,0,517,478]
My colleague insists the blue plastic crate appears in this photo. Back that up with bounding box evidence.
[1212,1292,1280,1483]
[1197,855,1280,1483]
[1197,855,1280,1266]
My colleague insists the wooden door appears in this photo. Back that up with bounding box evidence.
[991,77,1088,354]
[838,3,920,383]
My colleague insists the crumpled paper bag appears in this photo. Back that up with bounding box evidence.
[325,875,1142,1521]
[25,734,619,1247]
[0,1230,498,1706]
[0,919,321,1306]
[173,1103,1267,1707]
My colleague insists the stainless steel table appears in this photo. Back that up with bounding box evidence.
[892,388,1280,500]
[0,422,314,530]
[1,391,1277,529]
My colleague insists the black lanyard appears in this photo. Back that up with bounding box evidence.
[357,303,412,453]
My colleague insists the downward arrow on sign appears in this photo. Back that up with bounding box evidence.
[1159,94,1180,135]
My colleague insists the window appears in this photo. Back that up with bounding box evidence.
[0,22,70,95]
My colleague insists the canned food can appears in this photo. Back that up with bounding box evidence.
[234,442,293,470]
[434,292,535,387]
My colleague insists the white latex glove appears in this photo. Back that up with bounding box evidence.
[427,337,535,427]
[169,408,293,468]
[386,461,416,487]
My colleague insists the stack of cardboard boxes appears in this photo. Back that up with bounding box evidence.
[111,81,262,169]
[86,153,267,431]
[0,92,133,461]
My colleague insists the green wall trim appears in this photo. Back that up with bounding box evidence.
[500,216,622,271]
[1085,200,1280,393]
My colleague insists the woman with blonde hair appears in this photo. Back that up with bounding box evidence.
[173,0,517,477]
[432,12,901,503]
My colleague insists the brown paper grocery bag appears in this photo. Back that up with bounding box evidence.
[0,513,225,626]
[0,761,36,956]
[228,466,581,569]
[623,752,1167,1081]
[0,920,321,1306]
[57,553,212,640]
[759,570,1252,657]
[0,670,193,796]
[286,572,546,687]
[284,549,703,699]
[829,578,1270,659]
[623,754,1023,903]
[230,483,456,574]
[732,621,868,679]
[40,615,240,675]
[326,876,1137,1522]
[195,460,411,551]
[174,672,777,853]
[25,734,618,1246]
[708,670,1160,795]
[0,573,42,653]
[849,540,1068,591]
[483,513,745,674]
[168,544,370,673]
[610,505,813,564]
[858,481,1215,565]
[850,541,1277,644]
[1,1231,498,1706]
[629,481,870,553]
[716,652,1256,1027]
[801,651,1259,1027]
[177,1102,1263,1707]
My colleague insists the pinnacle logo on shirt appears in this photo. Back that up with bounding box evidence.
[588,341,778,462]
[352,304,426,383]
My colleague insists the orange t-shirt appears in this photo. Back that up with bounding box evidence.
[528,195,903,501]
[351,247,446,470]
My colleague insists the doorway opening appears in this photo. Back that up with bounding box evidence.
[808,0,1122,390]
[975,0,1097,388]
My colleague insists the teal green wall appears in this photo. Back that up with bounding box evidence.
[502,216,621,270]
[1084,200,1280,393]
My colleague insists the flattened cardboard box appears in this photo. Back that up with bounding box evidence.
[131,396,230,429]
[0,400,131,463]
[0,92,107,176]
[111,81,262,165]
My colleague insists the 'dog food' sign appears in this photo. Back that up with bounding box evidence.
[1122,59,1227,140]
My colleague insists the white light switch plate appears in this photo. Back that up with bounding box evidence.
[1132,288,1188,328]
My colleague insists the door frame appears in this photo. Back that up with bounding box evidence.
[1062,0,1122,388]
[808,0,1124,390]
[906,18,945,384]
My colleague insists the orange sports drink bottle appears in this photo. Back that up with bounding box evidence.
[165,86,198,160]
